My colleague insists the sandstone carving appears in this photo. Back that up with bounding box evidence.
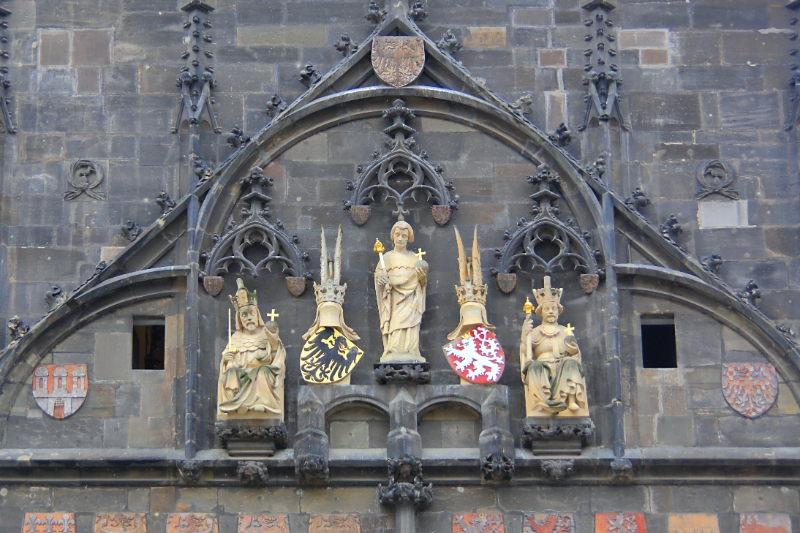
[520,276,589,417]
[217,278,285,420]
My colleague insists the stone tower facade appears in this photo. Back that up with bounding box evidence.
[0,1,798,533]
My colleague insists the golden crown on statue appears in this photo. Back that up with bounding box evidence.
[532,276,563,315]
[229,278,258,310]
[455,281,488,306]
[314,278,346,306]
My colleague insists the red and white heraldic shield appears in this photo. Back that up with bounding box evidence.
[443,325,505,384]
[31,364,88,419]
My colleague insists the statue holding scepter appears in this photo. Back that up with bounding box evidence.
[217,278,286,420]
[374,220,429,363]
[520,276,589,417]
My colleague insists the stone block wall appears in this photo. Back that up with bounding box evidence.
[2,297,182,449]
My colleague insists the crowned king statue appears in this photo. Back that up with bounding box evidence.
[217,278,286,420]
[520,276,589,417]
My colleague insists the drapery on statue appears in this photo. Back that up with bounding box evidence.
[520,276,589,417]
[217,278,286,420]
[374,220,429,362]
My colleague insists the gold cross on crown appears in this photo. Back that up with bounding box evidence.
[415,249,426,261]
[266,309,280,321]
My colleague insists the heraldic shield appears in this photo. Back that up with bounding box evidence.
[443,325,505,384]
[31,364,88,419]
[371,36,425,88]
[301,327,364,384]
[722,362,778,418]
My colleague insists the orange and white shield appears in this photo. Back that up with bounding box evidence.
[371,36,425,88]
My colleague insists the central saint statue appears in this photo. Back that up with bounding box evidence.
[374,220,429,362]
[217,278,286,420]
[520,276,589,418]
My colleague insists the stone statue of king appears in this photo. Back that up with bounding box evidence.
[520,276,589,418]
[217,278,286,420]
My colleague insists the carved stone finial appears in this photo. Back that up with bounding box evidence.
[156,190,176,215]
[192,156,213,184]
[365,0,387,24]
[237,461,269,485]
[624,187,650,212]
[171,3,221,134]
[737,279,761,306]
[45,285,67,312]
[409,0,428,20]
[577,4,627,132]
[437,29,463,55]
[334,33,358,57]
[265,94,287,118]
[123,219,142,242]
[509,93,534,117]
[7,315,29,341]
[701,252,722,273]
[299,63,321,88]
[226,125,250,149]
[548,123,573,146]
[659,214,682,241]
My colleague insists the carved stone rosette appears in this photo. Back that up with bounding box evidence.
[492,165,601,293]
[202,167,310,296]
[344,99,457,225]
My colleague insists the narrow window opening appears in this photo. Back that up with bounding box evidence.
[132,317,165,370]
[641,316,677,369]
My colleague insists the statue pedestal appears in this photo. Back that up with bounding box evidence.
[215,419,288,457]
[374,362,431,385]
[521,417,593,456]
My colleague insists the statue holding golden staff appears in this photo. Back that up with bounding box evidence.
[520,276,589,418]
[217,278,286,420]
[374,220,429,363]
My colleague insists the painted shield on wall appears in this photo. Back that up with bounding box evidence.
[722,362,778,418]
[443,325,505,384]
[300,327,364,384]
[371,36,425,88]
[31,364,88,419]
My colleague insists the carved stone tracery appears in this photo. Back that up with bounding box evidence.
[202,167,310,296]
[493,165,600,293]
[344,99,457,225]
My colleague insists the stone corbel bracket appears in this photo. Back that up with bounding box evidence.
[343,99,457,225]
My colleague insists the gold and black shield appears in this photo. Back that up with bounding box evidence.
[300,327,364,384]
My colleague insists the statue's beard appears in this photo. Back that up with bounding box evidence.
[244,322,257,331]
